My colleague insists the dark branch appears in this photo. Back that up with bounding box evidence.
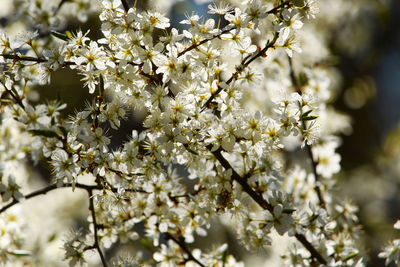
[165,233,205,267]
[288,57,326,207]
[201,33,279,111]
[295,233,327,264]
[267,1,292,15]
[1,53,74,66]
[177,1,289,62]
[306,144,325,207]
[244,32,279,67]
[211,146,273,212]
[1,54,48,63]
[88,189,108,267]
[0,182,147,214]
[209,146,327,264]
[120,0,129,12]
[177,27,233,58]
[55,0,71,14]
[0,81,25,109]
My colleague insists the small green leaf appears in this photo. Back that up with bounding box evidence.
[48,233,57,242]
[28,129,59,138]
[302,110,313,117]
[51,31,69,41]
[343,252,359,261]
[297,71,309,87]
[302,116,318,121]
[283,208,296,214]
[65,31,73,39]
[292,0,305,7]
[139,237,152,251]
[7,250,31,256]
[57,126,68,137]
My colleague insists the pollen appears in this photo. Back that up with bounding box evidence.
[171,105,182,112]
[249,121,258,129]
[268,129,277,138]
[150,16,159,24]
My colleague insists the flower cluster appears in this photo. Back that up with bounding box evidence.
[379,221,400,266]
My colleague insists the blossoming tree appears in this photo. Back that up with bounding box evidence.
[0,0,398,266]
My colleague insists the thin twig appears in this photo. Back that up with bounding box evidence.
[177,0,288,59]
[0,182,147,214]
[211,146,273,212]
[177,27,233,58]
[165,233,206,267]
[267,1,291,15]
[201,33,279,111]
[55,0,71,14]
[2,52,164,95]
[1,53,74,66]
[197,2,290,112]
[288,57,326,207]
[88,189,108,267]
[1,54,48,63]
[244,32,279,67]
[121,0,129,12]
[295,233,327,264]
[0,80,25,109]
[306,144,325,207]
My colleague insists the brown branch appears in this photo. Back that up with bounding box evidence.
[209,146,327,264]
[1,54,48,63]
[0,80,25,109]
[1,53,74,66]
[2,179,113,266]
[177,27,233,58]
[288,56,301,94]
[0,182,147,214]
[295,233,327,264]
[306,144,325,207]
[267,1,292,15]
[201,32,279,111]
[88,189,108,267]
[244,32,279,67]
[2,53,167,97]
[211,146,273,212]
[55,0,71,14]
[177,0,289,59]
[120,0,129,12]
[165,233,205,267]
